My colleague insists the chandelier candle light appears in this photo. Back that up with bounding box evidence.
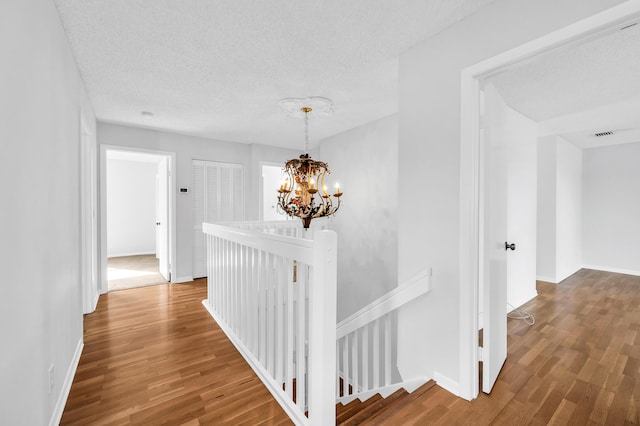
[277,98,343,229]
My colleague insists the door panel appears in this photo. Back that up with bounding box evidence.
[482,83,508,393]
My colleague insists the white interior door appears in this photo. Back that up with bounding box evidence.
[481,83,509,393]
[157,157,170,281]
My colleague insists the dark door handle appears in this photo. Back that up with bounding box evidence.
[505,242,516,251]
[156,222,161,226]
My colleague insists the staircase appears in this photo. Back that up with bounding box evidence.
[202,220,434,425]
[336,380,437,425]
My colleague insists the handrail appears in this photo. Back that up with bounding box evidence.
[336,269,432,339]
[202,222,313,264]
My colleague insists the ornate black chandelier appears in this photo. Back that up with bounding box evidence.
[277,98,343,229]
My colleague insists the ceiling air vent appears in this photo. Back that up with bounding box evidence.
[594,131,614,137]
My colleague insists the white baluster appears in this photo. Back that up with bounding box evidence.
[352,330,359,393]
[286,257,294,400]
[238,243,243,340]
[336,340,341,397]
[222,239,227,320]
[296,260,306,410]
[250,247,257,355]
[275,255,284,383]
[373,318,380,388]
[343,334,350,395]
[218,237,223,314]
[267,253,275,377]
[259,250,266,365]
[385,316,391,386]
[363,327,369,391]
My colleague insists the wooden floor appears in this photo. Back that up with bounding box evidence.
[61,280,291,425]
[361,269,640,425]
[62,269,640,425]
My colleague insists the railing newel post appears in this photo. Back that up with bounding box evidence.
[308,230,337,425]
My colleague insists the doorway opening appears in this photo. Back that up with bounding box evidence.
[459,3,640,400]
[101,147,175,292]
[261,163,288,221]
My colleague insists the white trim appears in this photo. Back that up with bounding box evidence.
[336,268,432,339]
[433,371,459,397]
[459,2,640,401]
[91,292,100,312]
[555,267,582,283]
[582,265,640,277]
[172,276,195,283]
[100,145,177,291]
[80,109,98,314]
[202,300,308,426]
[536,275,558,284]
[49,339,84,426]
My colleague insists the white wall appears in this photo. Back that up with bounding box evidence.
[556,138,583,281]
[317,115,398,321]
[98,123,298,282]
[0,0,96,423]
[397,0,624,394]
[536,136,583,283]
[583,142,640,275]
[107,158,158,257]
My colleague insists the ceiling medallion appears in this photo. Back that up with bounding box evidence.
[277,97,342,229]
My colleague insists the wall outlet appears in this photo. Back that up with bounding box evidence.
[48,364,54,393]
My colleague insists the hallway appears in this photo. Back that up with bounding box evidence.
[61,269,640,424]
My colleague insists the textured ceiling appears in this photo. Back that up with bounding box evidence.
[490,23,640,149]
[53,0,495,148]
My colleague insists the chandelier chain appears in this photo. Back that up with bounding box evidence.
[304,111,309,154]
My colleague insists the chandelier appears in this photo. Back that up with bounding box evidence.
[277,97,343,229]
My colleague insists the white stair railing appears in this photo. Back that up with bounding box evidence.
[335,269,432,404]
[202,222,337,426]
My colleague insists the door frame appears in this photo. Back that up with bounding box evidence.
[458,2,640,400]
[80,111,99,313]
[99,144,177,292]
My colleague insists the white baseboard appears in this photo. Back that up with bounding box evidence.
[91,292,100,312]
[50,338,84,426]
[433,371,459,397]
[172,276,194,283]
[536,275,557,284]
[582,265,640,277]
[555,267,582,283]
